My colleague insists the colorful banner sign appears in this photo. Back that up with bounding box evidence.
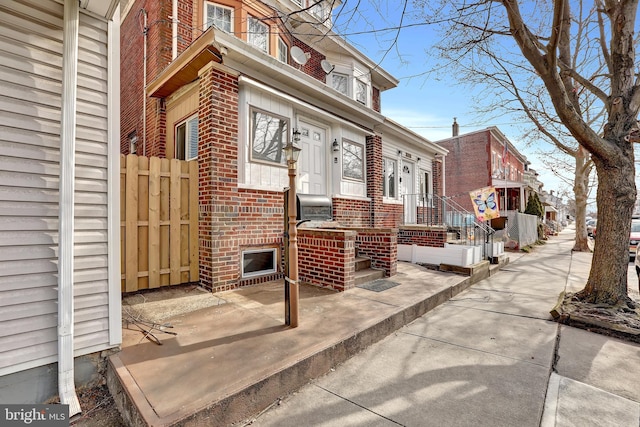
[470,186,500,221]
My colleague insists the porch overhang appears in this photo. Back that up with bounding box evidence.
[147,29,222,98]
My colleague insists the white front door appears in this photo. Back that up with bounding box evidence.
[402,161,416,224]
[298,121,326,195]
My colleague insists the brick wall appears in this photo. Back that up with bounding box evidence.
[372,87,380,113]
[366,134,384,227]
[292,38,326,83]
[298,229,357,291]
[354,228,397,277]
[198,63,240,291]
[120,0,172,156]
[438,130,491,212]
[398,227,447,248]
[333,198,370,227]
[379,203,403,228]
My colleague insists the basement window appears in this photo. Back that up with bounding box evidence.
[242,248,277,278]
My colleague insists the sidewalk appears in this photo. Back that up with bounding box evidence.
[108,248,492,426]
[107,228,640,426]
[243,228,640,427]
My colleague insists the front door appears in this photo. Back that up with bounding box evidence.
[402,161,416,224]
[297,121,326,195]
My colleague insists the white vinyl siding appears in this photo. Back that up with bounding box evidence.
[0,0,116,375]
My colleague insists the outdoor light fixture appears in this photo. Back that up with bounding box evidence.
[332,138,340,152]
[283,129,301,328]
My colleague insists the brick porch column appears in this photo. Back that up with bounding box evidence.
[366,134,383,228]
[197,62,240,290]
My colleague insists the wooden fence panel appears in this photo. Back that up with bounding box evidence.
[120,154,199,293]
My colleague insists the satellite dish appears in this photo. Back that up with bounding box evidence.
[290,46,309,65]
[320,59,335,74]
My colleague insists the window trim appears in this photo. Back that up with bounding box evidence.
[175,114,198,161]
[383,157,398,199]
[277,37,288,64]
[249,106,290,167]
[203,2,234,33]
[418,169,432,206]
[341,139,364,182]
[241,248,278,278]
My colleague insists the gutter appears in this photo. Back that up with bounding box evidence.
[58,0,81,416]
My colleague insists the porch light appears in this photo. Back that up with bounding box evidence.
[332,138,340,152]
[284,130,302,165]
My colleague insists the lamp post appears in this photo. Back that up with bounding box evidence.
[284,130,301,327]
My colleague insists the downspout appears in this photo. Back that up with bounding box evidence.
[171,0,178,59]
[142,9,147,156]
[59,0,81,416]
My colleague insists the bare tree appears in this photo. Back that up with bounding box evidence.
[414,0,639,308]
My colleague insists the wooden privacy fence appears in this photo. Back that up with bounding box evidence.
[120,154,199,293]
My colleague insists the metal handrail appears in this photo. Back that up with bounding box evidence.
[402,193,496,260]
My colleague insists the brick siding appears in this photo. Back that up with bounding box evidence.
[398,227,447,248]
[354,228,397,277]
[298,229,356,291]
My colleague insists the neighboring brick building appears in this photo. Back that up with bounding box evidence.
[434,121,530,215]
[120,0,448,292]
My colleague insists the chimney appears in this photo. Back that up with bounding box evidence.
[452,117,459,137]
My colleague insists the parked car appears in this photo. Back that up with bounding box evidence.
[629,218,640,258]
[587,219,597,237]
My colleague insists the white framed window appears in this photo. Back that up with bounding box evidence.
[242,248,277,278]
[204,2,233,33]
[355,78,368,105]
[342,139,364,181]
[277,37,288,63]
[383,158,397,198]
[310,1,327,21]
[175,114,198,160]
[248,16,269,53]
[331,72,349,96]
[291,0,303,6]
[250,106,289,165]
[419,169,431,205]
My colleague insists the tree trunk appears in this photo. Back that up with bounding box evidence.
[577,151,636,306]
[572,150,590,252]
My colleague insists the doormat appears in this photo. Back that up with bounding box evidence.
[357,279,400,292]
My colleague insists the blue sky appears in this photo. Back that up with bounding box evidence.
[331,1,570,199]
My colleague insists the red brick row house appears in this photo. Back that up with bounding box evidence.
[120,0,448,292]
[434,121,531,216]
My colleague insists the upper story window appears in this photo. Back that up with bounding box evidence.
[176,115,198,161]
[310,2,328,21]
[277,37,288,63]
[331,72,349,96]
[355,79,367,104]
[248,16,269,53]
[204,2,233,33]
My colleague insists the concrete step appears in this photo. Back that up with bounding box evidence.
[354,267,385,286]
[354,256,371,271]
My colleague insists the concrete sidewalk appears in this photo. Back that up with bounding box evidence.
[108,227,640,426]
[246,228,640,427]
[108,248,495,426]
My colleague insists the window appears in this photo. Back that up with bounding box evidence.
[247,16,268,53]
[128,130,138,154]
[355,79,367,104]
[291,0,303,6]
[419,170,431,204]
[204,2,233,33]
[175,115,198,160]
[331,73,349,96]
[242,248,277,278]
[277,37,288,63]
[342,140,364,181]
[383,158,397,198]
[250,107,289,165]
[310,1,327,21]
